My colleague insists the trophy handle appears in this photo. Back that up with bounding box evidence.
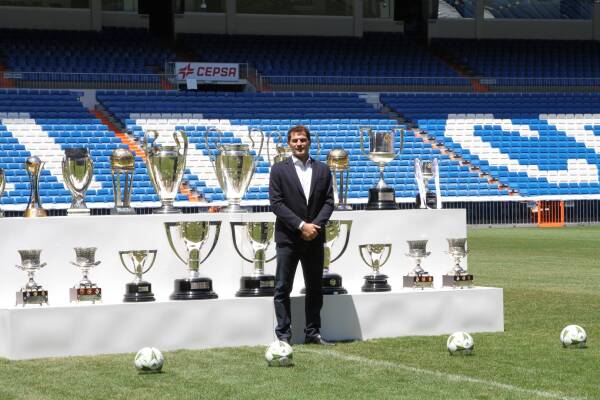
[118,251,136,275]
[164,222,188,266]
[80,156,94,194]
[61,157,74,195]
[393,127,405,158]
[143,130,159,192]
[174,130,189,160]
[314,131,321,160]
[199,221,221,264]
[265,132,273,165]
[230,222,254,264]
[330,220,352,264]
[143,250,158,274]
[359,127,369,156]
[433,158,442,209]
[358,244,372,268]
[248,127,265,159]
[205,127,223,170]
[380,244,392,268]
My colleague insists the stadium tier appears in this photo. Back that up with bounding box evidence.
[442,0,591,19]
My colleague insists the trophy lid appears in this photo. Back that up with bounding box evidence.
[327,148,349,171]
[64,147,89,159]
[110,149,135,171]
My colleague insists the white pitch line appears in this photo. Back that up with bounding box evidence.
[299,348,587,400]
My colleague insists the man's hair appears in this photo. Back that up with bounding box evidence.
[287,125,311,143]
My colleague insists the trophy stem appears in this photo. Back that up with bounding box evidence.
[375,164,388,189]
[26,271,37,289]
[155,200,181,214]
[323,246,332,270]
[221,200,248,213]
[253,250,265,275]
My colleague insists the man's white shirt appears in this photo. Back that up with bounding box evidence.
[292,155,312,229]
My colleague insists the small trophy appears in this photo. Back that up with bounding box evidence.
[110,148,136,215]
[24,156,48,218]
[0,167,5,217]
[266,131,293,165]
[63,147,93,215]
[231,221,276,297]
[403,240,434,289]
[165,221,221,299]
[443,238,474,288]
[15,249,49,306]
[69,247,102,303]
[415,158,441,209]
[359,243,392,292]
[328,149,352,211]
[119,250,157,302]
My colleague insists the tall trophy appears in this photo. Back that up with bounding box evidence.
[110,148,136,215]
[205,127,264,212]
[415,158,441,209]
[266,132,293,165]
[359,243,392,292]
[165,221,221,299]
[62,147,93,215]
[328,149,352,210]
[119,250,157,302]
[0,167,5,217]
[144,129,188,214]
[15,249,49,306]
[24,156,48,217]
[69,247,102,303]
[443,238,474,288]
[359,127,404,210]
[403,240,434,289]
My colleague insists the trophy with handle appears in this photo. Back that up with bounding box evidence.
[266,131,293,165]
[415,158,442,209]
[62,147,94,215]
[443,238,474,288]
[15,249,49,306]
[359,127,404,210]
[110,148,136,215]
[359,243,392,292]
[144,129,188,214]
[0,167,5,217]
[403,240,434,289]
[328,149,352,211]
[24,156,48,217]
[119,250,157,302]
[165,220,221,300]
[69,247,102,303]
[205,127,264,213]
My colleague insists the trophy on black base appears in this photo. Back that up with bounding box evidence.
[165,220,221,300]
[403,240,434,289]
[63,147,93,216]
[15,249,49,306]
[231,221,277,297]
[110,148,136,215]
[360,127,404,210]
[443,238,474,289]
[119,250,157,302]
[415,158,442,209]
[69,247,102,303]
[359,243,392,292]
[328,149,352,211]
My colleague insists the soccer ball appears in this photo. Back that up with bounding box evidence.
[447,331,474,355]
[265,340,293,367]
[560,325,587,348]
[134,347,164,372]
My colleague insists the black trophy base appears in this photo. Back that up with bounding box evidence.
[123,281,155,302]
[171,277,218,300]
[301,272,348,295]
[236,275,275,297]
[362,274,392,292]
[366,188,397,210]
[70,286,102,303]
[442,274,474,289]
[403,275,434,289]
[16,288,49,306]
[415,192,439,209]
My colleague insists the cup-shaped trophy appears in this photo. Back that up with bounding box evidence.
[266,132,293,165]
[359,127,404,210]
[62,147,93,215]
[205,127,264,213]
[165,220,221,299]
[119,250,157,302]
[0,167,5,217]
[69,247,102,303]
[231,221,277,297]
[403,240,434,289]
[359,243,392,292]
[415,158,441,209]
[144,129,188,214]
[443,238,474,288]
[110,148,136,215]
[15,249,49,306]
[24,156,48,217]
[328,149,352,211]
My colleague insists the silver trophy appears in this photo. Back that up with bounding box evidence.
[403,240,434,289]
[359,127,404,210]
[24,156,48,218]
[443,238,474,288]
[231,221,277,297]
[119,250,157,302]
[110,148,136,215]
[359,243,392,292]
[165,220,221,299]
[15,249,49,306]
[63,147,94,215]
[0,167,5,217]
[205,127,264,212]
[328,149,352,211]
[144,129,188,214]
[69,247,102,303]
[415,158,441,209]
[266,132,293,165]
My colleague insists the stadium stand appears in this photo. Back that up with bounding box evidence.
[442,0,592,19]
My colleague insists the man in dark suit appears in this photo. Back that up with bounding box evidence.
[269,125,335,345]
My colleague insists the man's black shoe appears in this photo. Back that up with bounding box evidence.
[304,334,335,346]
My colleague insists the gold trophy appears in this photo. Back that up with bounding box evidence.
[24,156,48,217]
[110,148,136,215]
[359,243,392,292]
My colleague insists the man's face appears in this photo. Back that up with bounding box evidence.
[289,131,310,160]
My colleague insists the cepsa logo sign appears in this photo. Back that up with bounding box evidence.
[175,62,240,82]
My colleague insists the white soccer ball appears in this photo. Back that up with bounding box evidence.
[265,340,294,367]
[447,331,474,355]
[134,347,164,372]
[560,325,587,348]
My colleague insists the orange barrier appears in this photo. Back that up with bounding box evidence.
[534,200,565,227]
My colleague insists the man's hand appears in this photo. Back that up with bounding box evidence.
[300,223,321,241]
